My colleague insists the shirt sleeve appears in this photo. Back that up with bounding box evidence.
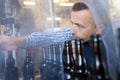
[24,27,73,48]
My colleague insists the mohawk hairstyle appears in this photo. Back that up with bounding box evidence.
[72,2,89,11]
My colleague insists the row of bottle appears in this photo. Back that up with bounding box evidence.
[0,50,35,80]
[63,35,111,80]
[0,34,116,80]
[40,43,64,80]
[39,34,111,80]
[1,44,65,80]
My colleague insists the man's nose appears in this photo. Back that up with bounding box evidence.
[70,27,76,35]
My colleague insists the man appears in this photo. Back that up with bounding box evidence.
[0,1,99,69]
[0,2,100,50]
[0,1,107,78]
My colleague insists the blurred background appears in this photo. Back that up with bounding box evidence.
[0,0,120,80]
[0,0,120,35]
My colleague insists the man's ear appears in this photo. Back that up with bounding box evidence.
[96,24,105,34]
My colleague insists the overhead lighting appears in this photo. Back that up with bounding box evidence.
[116,0,120,9]
[54,0,60,3]
[60,0,69,3]
[59,3,74,6]
[47,17,62,21]
[23,1,36,6]
[54,0,70,3]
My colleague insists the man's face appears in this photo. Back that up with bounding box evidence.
[70,10,97,42]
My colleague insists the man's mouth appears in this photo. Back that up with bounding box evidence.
[73,36,79,39]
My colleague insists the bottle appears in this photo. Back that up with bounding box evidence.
[46,45,53,80]
[91,35,111,80]
[117,28,120,80]
[50,44,59,80]
[4,50,19,80]
[44,45,51,80]
[23,49,35,80]
[0,50,5,73]
[63,40,75,80]
[57,43,65,80]
[74,39,89,80]
[40,46,47,80]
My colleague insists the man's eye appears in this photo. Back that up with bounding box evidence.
[77,24,81,27]
[78,25,84,28]
[75,24,80,27]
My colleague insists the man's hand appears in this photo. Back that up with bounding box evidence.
[0,35,25,50]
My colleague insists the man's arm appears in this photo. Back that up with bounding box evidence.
[0,27,73,50]
[25,27,73,47]
[0,35,25,50]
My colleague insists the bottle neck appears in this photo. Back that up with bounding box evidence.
[42,47,46,61]
[25,50,32,63]
[63,40,73,68]
[59,43,63,63]
[7,50,15,67]
[53,44,56,63]
[75,39,87,67]
[48,45,52,62]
